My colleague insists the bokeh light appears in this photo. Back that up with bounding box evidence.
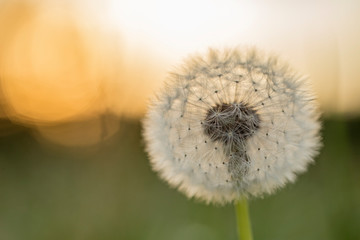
[0,0,165,145]
[0,0,359,146]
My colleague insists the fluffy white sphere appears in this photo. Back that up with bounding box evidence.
[143,48,321,204]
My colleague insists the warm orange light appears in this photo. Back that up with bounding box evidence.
[0,1,167,145]
[33,113,120,147]
[0,0,359,147]
[0,3,110,124]
[0,1,164,128]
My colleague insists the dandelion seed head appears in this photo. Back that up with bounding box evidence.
[143,48,321,204]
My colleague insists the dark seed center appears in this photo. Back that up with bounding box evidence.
[203,102,260,146]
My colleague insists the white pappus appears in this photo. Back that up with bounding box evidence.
[143,48,321,204]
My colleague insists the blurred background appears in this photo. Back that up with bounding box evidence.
[0,0,359,239]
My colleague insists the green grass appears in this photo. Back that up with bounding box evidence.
[0,117,359,240]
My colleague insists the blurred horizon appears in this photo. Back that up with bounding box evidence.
[0,0,360,147]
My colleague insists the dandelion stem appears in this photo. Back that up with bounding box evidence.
[235,198,253,240]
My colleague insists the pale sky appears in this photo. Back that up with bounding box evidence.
[106,0,360,115]
[1,0,359,126]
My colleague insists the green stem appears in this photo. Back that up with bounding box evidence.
[235,198,253,240]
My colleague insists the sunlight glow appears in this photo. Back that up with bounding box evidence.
[105,0,257,59]
[0,0,359,146]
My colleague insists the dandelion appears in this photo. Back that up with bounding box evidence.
[143,47,321,240]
